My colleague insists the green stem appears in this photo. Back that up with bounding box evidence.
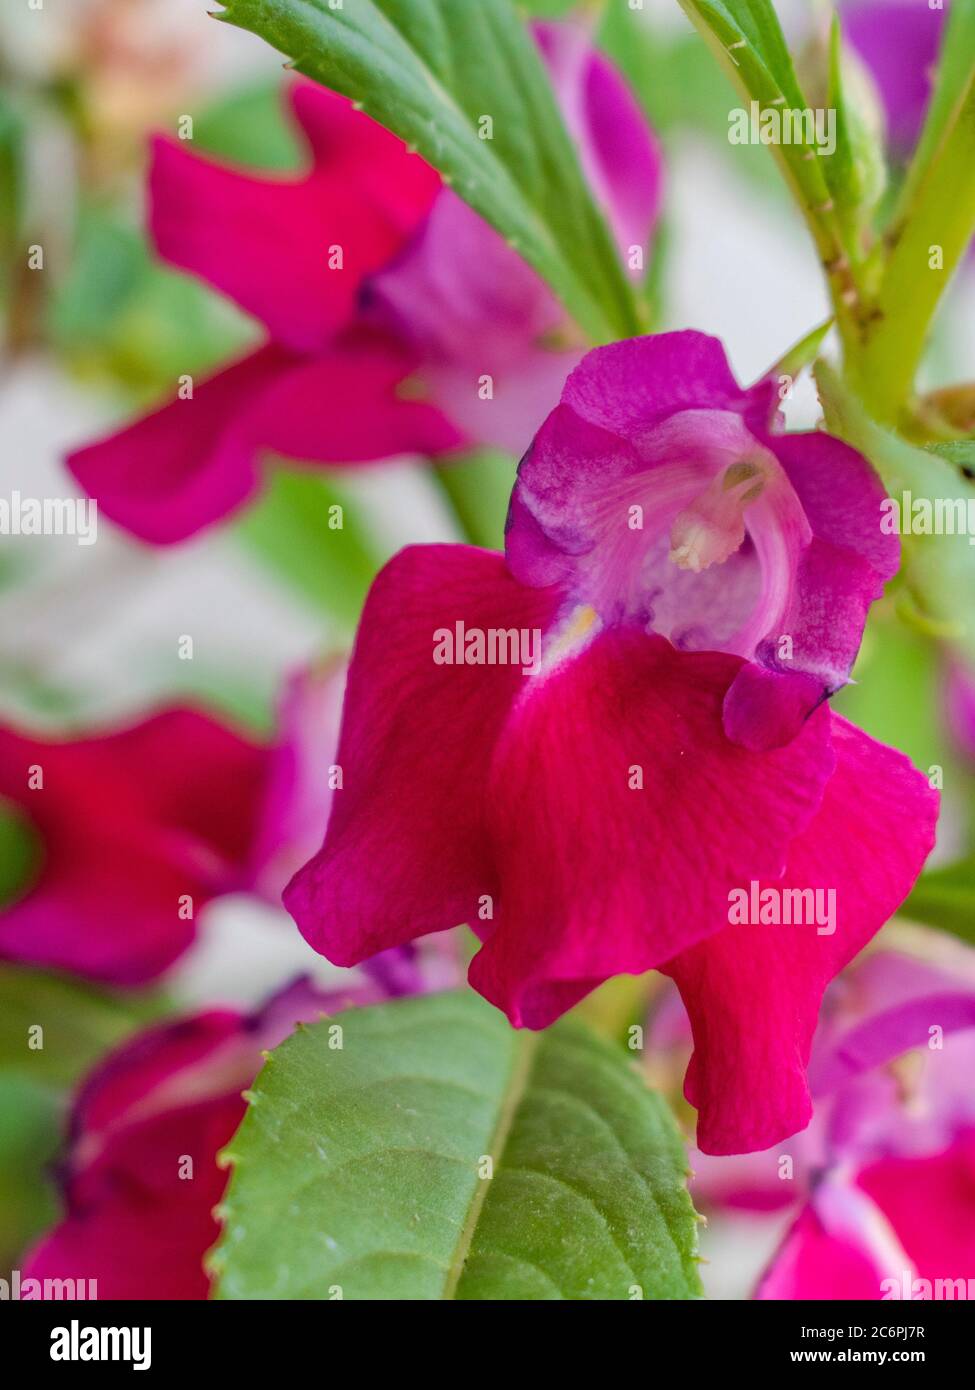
[843,30,975,421]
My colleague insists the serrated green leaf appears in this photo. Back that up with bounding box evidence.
[686,0,805,107]
[212,990,702,1300]
[904,857,975,945]
[599,6,737,137]
[216,0,641,343]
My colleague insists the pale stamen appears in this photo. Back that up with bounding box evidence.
[669,461,766,573]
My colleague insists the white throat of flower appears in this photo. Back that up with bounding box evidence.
[668,460,767,574]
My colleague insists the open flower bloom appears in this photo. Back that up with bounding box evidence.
[285,331,938,1155]
[748,947,975,1299]
[68,22,661,543]
[22,979,385,1300]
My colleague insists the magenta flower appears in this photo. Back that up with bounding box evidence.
[506,332,900,750]
[69,24,661,542]
[0,665,351,984]
[0,709,269,983]
[0,668,439,995]
[22,980,382,1300]
[751,949,975,1299]
[284,331,938,1155]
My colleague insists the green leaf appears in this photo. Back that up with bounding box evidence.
[901,0,975,211]
[904,857,975,946]
[0,1077,61,1268]
[211,990,702,1300]
[216,0,641,343]
[516,0,580,16]
[690,0,805,106]
[192,78,302,170]
[49,206,249,398]
[232,467,384,631]
[0,802,41,910]
[0,965,163,1090]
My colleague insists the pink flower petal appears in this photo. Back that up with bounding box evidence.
[0,711,269,983]
[858,1132,975,1282]
[665,714,938,1154]
[150,82,440,353]
[756,1200,902,1300]
[533,19,663,261]
[68,331,460,544]
[68,346,291,545]
[469,633,836,1028]
[247,662,346,903]
[285,545,562,962]
[510,333,897,750]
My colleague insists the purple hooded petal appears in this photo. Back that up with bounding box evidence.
[557,331,778,438]
[724,428,899,748]
[810,955,975,1097]
[364,193,578,454]
[508,331,895,749]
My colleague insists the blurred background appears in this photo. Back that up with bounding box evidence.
[1,0,973,1298]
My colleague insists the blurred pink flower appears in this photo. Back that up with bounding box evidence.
[0,708,270,983]
[0,665,366,985]
[284,333,938,1155]
[22,979,385,1299]
[69,23,661,542]
[758,949,975,1299]
[677,947,975,1297]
